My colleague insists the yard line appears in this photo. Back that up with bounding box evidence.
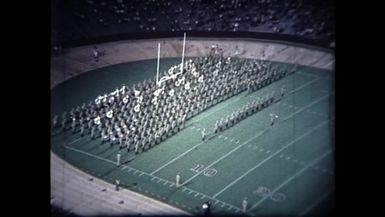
[181,128,269,186]
[212,120,329,198]
[65,145,117,164]
[150,141,204,175]
[192,75,318,124]
[183,93,331,187]
[299,190,334,216]
[247,150,333,212]
[68,137,83,145]
[285,77,319,96]
[281,93,331,122]
[64,143,243,213]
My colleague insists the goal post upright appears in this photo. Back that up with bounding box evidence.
[157,43,160,86]
[181,32,186,73]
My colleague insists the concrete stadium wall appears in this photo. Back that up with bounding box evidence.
[51,37,334,89]
[51,152,190,216]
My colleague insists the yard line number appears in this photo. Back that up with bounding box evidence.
[190,164,218,177]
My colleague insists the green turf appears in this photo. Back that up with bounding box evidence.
[51,57,335,216]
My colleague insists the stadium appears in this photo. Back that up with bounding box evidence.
[51,0,335,216]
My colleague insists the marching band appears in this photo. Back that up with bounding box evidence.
[52,45,293,156]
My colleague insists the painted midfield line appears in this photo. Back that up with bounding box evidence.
[248,150,333,212]
[212,120,329,199]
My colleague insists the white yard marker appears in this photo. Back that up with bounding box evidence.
[150,141,204,175]
[248,150,333,211]
[299,190,334,216]
[181,129,270,186]
[212,120,329,198]
[68,137,82,145]
[61,136,257,213]
[193,76,318,124]
[183,94,332,188]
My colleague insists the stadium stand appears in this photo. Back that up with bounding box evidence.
[51,0,335,51]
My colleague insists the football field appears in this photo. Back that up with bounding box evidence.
[51,57,335,216]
